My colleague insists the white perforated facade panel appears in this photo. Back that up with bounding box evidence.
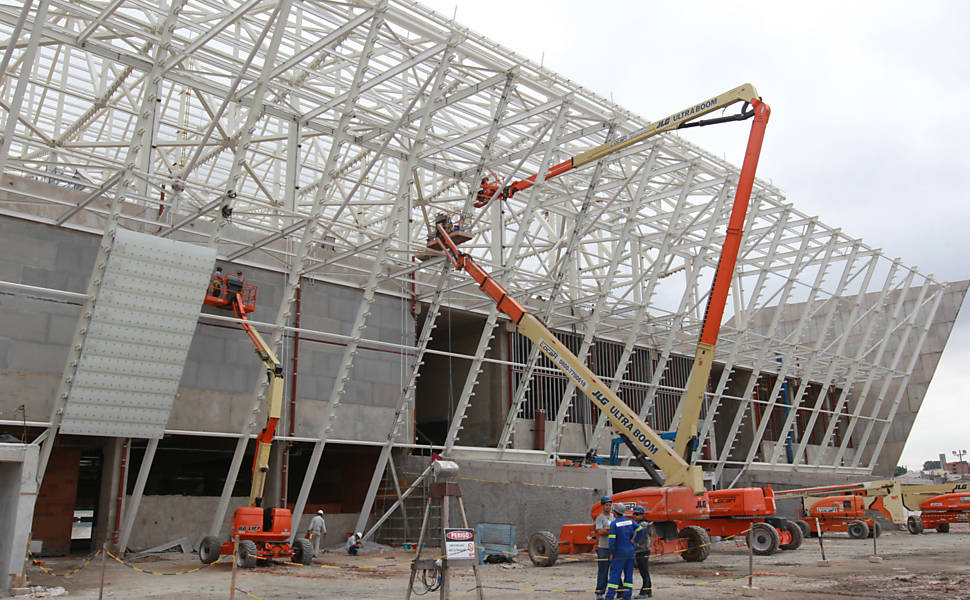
[59,229,216,438]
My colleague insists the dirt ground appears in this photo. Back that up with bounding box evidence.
[21,526,970,599]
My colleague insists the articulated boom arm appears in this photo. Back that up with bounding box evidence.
[475,83,761,207]
[229,293,285,507]
[471,83,771,471]
[672,95,770,460]
[431,223,704,494]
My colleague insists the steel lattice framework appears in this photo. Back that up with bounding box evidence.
[0,0,952,530]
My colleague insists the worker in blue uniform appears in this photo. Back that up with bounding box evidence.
[605,503,645,600]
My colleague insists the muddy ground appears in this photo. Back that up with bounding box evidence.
[21,526,970,599]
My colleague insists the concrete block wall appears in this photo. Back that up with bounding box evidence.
[0,217,95,423]
[0,215,415,439]
[399,455,609,546]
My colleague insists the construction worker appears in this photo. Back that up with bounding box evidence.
[631,505,652,598]
[605,503,644,600]
[594,496,614,600]
[346,531,362,556]
[308,509,327,557]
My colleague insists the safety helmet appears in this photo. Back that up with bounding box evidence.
[632,505,646,516]
[612,502,628,515]
[317,509,324,515]
[600,496,612,505]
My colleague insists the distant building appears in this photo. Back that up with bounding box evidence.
[944,460,970,475]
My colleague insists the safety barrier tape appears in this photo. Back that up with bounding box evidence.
[234,586,264,600]
[105,550,225,575]
[26,550,100,577]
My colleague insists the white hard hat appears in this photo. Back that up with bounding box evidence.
[356,531,362,538]
[317,509,324,515]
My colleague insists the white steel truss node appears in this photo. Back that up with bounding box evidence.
[0,0,957,493]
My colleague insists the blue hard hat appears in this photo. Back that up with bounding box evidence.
[601,496,612,505]
[632,505,646,516]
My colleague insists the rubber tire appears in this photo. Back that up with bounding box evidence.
[868,521,882,538]
[236,539,258,569]
[937,522,950,533]
[795,519,812,540]
[679,525,711,562]
[847,520,870,540]
[527,530,559,567]
[746,522,780,556]
[199,536,221,564]
[293,538,313,565]
[907,515,924,535]
[780,520,804,551]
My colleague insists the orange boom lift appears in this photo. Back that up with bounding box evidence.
[197,270,313,568]
[432,84,777,563]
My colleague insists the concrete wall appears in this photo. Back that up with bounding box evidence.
[0,443,39,595]
[0,214,416,553]
[0,214,415,438]
[399,455,609,546]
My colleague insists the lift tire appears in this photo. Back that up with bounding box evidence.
[293,538,313,565]
[679,525,711,562]
[795,519,813,539]
[527,531,559,567]
[746,522,780,556]
[906,515,924,535]
[199,536,221,564]
[868,521,882,538]
[847,520,870,540]
[937,523,950,533]
[780,520,804,551]
[236,539,258,569]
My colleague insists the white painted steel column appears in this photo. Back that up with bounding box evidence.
[832,266,914,466]
[210,4,388,537]
[866,285,944,470]
[39,0,185,484]
[762,231,844,465]
[496,124,615,452]
[210,0,292,246]
[352,41,457,532]
[591,177,735,454]
[791,254,880,466]
[357,264,450,534]
[711,210,797,483]
[739,220,820,468]
[545,151,657,458]
[815,261,901,463]
[116,438,158,553]
[0,0,48,174]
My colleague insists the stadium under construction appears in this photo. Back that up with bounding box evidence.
[0,0,966,592]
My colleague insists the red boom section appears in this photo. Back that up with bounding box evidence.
[431,223,527,323]
[699,98,770,346]
[474,158,574,207]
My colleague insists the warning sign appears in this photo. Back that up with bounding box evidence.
[444,528,476,560]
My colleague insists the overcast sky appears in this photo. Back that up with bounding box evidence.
[421,0,970,469]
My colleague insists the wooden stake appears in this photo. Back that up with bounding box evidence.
[98,541,107,600]
[815,518,826,561]
[230,535,238,600]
